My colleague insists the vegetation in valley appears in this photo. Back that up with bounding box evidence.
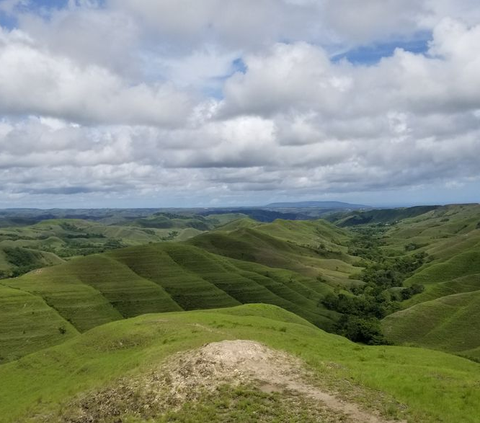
[1,204,480,422]
[319,227,427,344]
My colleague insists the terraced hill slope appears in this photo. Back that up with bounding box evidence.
[1,220,357,362]
[0,284,78,363]
[191,220,361,286]
[378,204,480,359]
[0,215,246,277]
[0,304,479,423]
[0,245,64,278]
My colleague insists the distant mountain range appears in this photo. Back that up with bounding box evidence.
[265,201,370,209]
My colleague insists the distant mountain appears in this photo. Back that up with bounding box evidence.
[265,201,370,209]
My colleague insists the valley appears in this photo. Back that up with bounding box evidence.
[0,204,479,422]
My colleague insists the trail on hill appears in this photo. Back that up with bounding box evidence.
[163,340,395,423]
[63,340,400,423]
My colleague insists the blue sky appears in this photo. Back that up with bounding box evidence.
[333,36,431,65]
[0,0,479,208]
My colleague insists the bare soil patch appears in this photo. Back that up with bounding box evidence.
[60,340,402,423]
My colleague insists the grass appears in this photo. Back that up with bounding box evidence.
[383,291,480,360]
[373,204,480,358]
[0,215,247,276]
[189,223,361,284]
[2,202,480,421]
[1,233,347,361]
[0,304,479,423]
[0,285,78,363]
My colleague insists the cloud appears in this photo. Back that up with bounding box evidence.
[1,2,480,206]
[0,27,193,126]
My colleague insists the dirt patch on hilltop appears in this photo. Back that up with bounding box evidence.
[59,340,403,423]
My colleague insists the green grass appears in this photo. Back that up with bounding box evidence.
[333,205,441,227]
[0,215,244,276]
[405,248,480,288]
[0,245,64,276]
[0,304,479,423]
[0,285,78,363]
[376,204,480,358]
[189,224,361,285]
[383,291,480,360]
[1,235,345,361]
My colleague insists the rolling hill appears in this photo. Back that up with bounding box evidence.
[190,219,361,286]
[0,304,479,423]
[331,205,441,227]
[378,204,480,359]
[1,206,480,421]
[0,214,247,278]
[1,219,360,362]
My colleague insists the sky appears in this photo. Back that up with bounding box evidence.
[0,0,480,208]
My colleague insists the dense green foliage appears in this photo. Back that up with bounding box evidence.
[319,227,427,344]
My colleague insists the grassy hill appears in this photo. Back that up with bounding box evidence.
[0,284,78,363]
[0,245,64,278]
[377,204,480,358]
[190,220,361,286]
[1,228,351,362]
[331,205,441,227]
[0,215,248,277]
[1,207,480,421]
[383,291,480,360]
[0,304,479,423]
[122,212,246,231]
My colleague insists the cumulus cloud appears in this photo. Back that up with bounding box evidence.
[0,28,193,126]
[0,0,480,206]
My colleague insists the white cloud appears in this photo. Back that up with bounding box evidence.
[1,1,480,206]
[0,28,193,126]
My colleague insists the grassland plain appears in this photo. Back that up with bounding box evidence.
[1,220,356,362]
[0,305,479,423]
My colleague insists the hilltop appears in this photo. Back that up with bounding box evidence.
[0,304,478,423]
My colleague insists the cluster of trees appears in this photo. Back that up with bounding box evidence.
[160,231,179,241]
[2,247,44,278]
[322,228,426,345]
[64,233,106,239]
[347,228,385,261]
[40,239,126,258]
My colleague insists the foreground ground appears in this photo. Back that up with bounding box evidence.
[0,304,478,423]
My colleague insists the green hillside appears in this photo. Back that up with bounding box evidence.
[332,205,441,227]
[190,220,361,286]
[0,285,78,363]
[1,207,480,421]
[0,304,479,423]
[122,212,245,231]
[377,204,480,358]
[0,245,64,278]
[383,291,480,360]
[1,233,345,362]
[0,215,249,278]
